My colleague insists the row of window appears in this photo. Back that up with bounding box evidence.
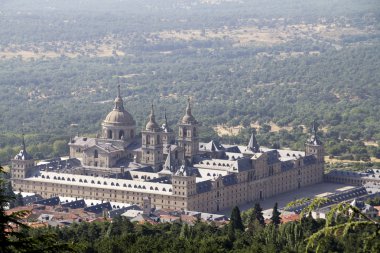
[40,174,172,192]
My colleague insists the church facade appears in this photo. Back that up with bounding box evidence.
[11,86,324,213]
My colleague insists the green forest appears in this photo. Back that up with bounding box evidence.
[0,0,379,164]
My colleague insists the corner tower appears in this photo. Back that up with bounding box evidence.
[141,104,164,171]
[305,120,324,163]
[102,85,136,142]
[11,133,35,181]
[177,98,199,162]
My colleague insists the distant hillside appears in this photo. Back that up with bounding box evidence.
[0,0,379,162]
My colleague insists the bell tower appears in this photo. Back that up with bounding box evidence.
[141,104,164,171]
[177,98,199,162]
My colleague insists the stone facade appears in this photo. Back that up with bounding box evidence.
[11,86,325,213]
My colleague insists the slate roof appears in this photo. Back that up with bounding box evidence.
[23,194,43,205]
[196,180,212,193]
[222,174,238,186]
[14,149,33,161]
[34,197,60,206]
[266,150,280,165]
[61,199,86,209]
[303,155,317,166]
[285,187,369,214]
[281,161,295,172]
[108,205,141,218]
[84,202,112,214]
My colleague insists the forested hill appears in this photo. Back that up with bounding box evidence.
[0,0,379,162]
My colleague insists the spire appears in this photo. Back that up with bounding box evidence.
[162,109,173,133]
[186,97,192,116]
[117,84,121,98]
[308,120,322,145]
[312,120,318,136]
[164,109,168,127]
[181,97,197,124]
[150,103,155,119]
[22,130,26,153]
[145,103,160,131]
[14,131,33,160]
[247,131,260,152]
[113,85,124,111]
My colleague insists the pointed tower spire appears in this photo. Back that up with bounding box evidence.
[164,109,168,127]
[113,84,124,111]
[181,97,197,124]
[186,97,191,115]
[162,109,173,133]
[247,131,260,152]
[22,130,26,152]
[150,103,155,118]
[308,120,322,145]
[145,103,160,131]
[117,84,121,98]
[14,131,32,160]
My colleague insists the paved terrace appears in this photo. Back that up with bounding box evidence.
[218,183,357,216]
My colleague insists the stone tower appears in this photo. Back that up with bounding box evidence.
[305,120,324,163]
[141,104,164,171]
[102,85,136,142]
[172,165,197,202]
[11,133,35,181]
[177,98,199,162]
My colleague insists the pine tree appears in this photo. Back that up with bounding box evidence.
[250,203,265,226]
[270,202,281,227]
[230,206,244,231]
[15,192,24,207]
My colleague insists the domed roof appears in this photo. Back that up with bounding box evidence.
[181,98,197,124]
[103,85,136,126]
[104,110,135,126]
[145,104,161,131]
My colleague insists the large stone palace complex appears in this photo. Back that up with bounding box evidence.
[11,86,324,213]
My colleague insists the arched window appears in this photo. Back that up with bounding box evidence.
[146,135,150,145]
[94,150,98,158]
[157,135,160,144]
[119,130,124,140]
[183,127,187,137]
[193,127,197,137]
[107,130,112,139]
